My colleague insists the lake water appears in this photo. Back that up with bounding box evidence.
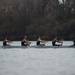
[0,41,75,75]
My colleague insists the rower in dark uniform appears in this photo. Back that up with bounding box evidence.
[37,37,41,46]
[3,37,10,46]
[36,37,45,46]
[52,37,63,46]
[52,38,57,46]
[21,36,31,46]
[73,40,75,46]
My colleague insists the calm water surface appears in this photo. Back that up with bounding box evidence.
[0,41,75,75]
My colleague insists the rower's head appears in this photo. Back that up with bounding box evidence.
[24,35,27,39]
[37,36,41,41]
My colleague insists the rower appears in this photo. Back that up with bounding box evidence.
[3,37,10,46]
[52,38,63,46]
[56,39,63,46]
[73,40,75,46]
[52,38,57,46]
[21,36,31,46]
[36,37,45,46]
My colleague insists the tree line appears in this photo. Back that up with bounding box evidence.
[0,0,75,40]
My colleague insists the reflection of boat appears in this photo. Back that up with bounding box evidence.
[1,45,75,49]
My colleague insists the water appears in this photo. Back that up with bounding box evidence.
[0,41,75,75]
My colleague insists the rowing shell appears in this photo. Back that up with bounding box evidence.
[34,45,75,48]
[1,45,75,48]
[2,46,30,48]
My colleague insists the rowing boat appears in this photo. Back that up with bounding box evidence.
[2,45,30,48]
[1,45,75,48]
[34,45,75,48]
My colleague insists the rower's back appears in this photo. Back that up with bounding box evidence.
[3,38,8,46]
[3,40,7,46]
[52,38,57,46]
[36,37,41,46]
[21,39,27,46]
